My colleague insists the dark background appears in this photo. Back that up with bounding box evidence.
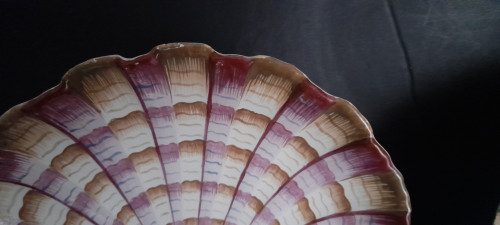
[1,1,499,224]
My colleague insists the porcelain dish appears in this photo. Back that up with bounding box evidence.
[0,43,410,225]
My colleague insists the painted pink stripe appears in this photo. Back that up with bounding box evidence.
[147,106,176,146]
[246,154,272,176]
[253,207,275,225]
[253,122,294,160]
[198,217,211,225]
[322,143,394,182]
[79,127,126,167]
[227,190,253,218]
[206,104,234,142]
[205,141,226,161]
[201,141,226,183]
[0,150,27,180]
[199,181,217,218]
[167,183,182,221]
[106,159,144,198]
[238,154,271,194]
[209,53,253,108]
[129,193,158,225]
[159,143,180,163]
[277,80,336,132]
[148,106,175,124]
[269,180,305,206]
[121,54,172,109]
[34,93,105,138]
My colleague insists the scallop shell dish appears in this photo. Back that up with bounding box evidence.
[0,43,410,225]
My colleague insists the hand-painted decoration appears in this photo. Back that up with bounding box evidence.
[0,43,410,225]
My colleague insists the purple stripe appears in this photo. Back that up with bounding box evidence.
[80,127,125,167]
[34,93,104,138]
[159,144,180,163]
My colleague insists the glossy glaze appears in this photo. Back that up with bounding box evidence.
[0,43,410,225]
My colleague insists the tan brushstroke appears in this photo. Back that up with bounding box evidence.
[248,196,264,213]
[84,172,113,199]
[156,43,213,64]
[286,137,319,163]
[165,57,206,86]
[217,184,235,197]
[324,99,372,143]
[117,205,136,225]
[63,58,122,95]
[182,181,202,194]
[264,165,289,188]
[179,140,204,157]
[226,145,251,164]
[183,218,199,225]
[64,210,87,225]
[296,198,316,223]
[50,144,87,171]
[19,190,48,223]
[146,185,168,203]
[242,74,293,109]
[66,61,140,116]
[325,182,351,213]
[0,113,71,159]
[160,49,209,104]
[129,147,160,168]
[209,219,225,225]
[245,56,305,96]
[108,111,149,135]
[233,109,270,129]
[270,220,280,225]
[174,102,207,119]
[340,172,408,211]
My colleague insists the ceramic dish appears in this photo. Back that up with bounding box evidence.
[0,43,410,225]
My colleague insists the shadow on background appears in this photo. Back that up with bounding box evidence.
[377,62,500,225]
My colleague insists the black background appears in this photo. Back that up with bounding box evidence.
[1,1,499,224]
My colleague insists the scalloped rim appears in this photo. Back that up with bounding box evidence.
[0,42,411,223]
